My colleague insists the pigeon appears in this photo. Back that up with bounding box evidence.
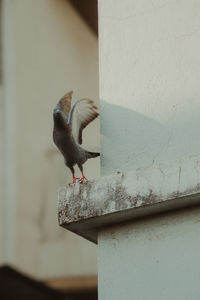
[53,91,100,184]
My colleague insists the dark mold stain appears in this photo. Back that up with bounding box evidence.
[58,178,200,226]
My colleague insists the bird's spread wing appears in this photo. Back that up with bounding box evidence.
[56,90,73,121]
[69,99,99,144]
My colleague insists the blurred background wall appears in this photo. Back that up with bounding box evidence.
[0,0,99,293]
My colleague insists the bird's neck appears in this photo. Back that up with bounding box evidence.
[53,114,67,131]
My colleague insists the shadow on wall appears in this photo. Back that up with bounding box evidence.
[100,100,200,176]
[100,100,170,175]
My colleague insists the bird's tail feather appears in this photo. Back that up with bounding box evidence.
[86,151,100,159]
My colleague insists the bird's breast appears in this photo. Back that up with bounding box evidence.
[53,129,78,159]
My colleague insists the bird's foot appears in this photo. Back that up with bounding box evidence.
[69,177,80,185]
[78,175,88,183]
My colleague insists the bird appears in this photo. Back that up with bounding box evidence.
[53,90,100,184]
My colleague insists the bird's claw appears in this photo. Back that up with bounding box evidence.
[69,181,75,185]
[78,176,88,183]
[69,177,80,185]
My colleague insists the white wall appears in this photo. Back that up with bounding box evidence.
[99,0,200,175]
[1,0,99,278]
[98,206,200,300]
[98,1,200,299]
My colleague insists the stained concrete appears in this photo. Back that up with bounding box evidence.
[58,155,200,243]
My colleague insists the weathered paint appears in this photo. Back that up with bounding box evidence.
[58,155,200,242]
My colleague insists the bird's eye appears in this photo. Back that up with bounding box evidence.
[54,109,60,115]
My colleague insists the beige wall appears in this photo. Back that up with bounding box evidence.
[0,85,4,264]
[1,0,99,278]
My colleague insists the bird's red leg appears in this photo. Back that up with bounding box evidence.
[69,166,80,184]
[69,174,80,184]
[78,172,88,183]
[77,165,87,183]
[69,175,76,185]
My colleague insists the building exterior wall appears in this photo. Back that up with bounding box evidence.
[98,1,200,299]
[99,0,200,176]
[98,206,200,300]
[0,85,4,264]
[1,0,99,278]
[1,0,17,266]
[0,0,4,264]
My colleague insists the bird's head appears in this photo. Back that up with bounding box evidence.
[53,107,61,118]
[53,107,67,129]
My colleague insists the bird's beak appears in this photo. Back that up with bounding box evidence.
[54,108,60,116]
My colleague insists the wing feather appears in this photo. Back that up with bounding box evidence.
[69,99,99,144]
[56,90,73,121]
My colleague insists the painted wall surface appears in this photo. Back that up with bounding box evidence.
[1,0,99,278]
[99,0,200,176]
[0,86,4,264]
[98,206,200,300]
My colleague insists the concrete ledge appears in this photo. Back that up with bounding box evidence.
[58,156,200,243]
